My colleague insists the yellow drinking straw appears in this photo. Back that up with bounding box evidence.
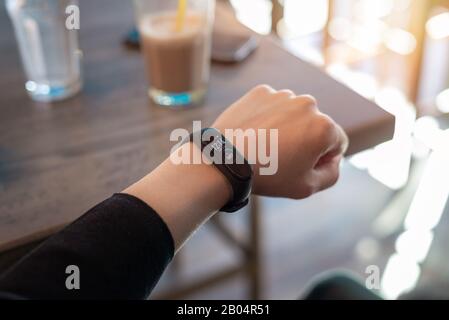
[175,0,187,32]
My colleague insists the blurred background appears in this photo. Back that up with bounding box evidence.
[152,0,449,299]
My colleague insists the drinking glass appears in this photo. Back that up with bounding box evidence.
[6,0,82,102]
[134,0,215,107]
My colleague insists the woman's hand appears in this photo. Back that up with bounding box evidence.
[213,85,348,199]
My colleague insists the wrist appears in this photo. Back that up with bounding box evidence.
[171,142,233,211]
[124,142,231,250]
[189,127,253,212]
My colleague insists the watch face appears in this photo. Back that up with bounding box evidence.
[202,128,252,180]
[224,146,235,163]
[202,132,224,159]
[210,134,225,153]
[223,142,252,181]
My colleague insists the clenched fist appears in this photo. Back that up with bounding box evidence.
[213,85,348,199]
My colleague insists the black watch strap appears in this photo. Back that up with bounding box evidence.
[188,128,253,213]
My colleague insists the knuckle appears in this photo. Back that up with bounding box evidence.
[302,185,316,198]
[315,114,336,141]
[291,192,305,200]
[318,114,335,131]
[292,194,304,200]
[293,183,315,199]
[252,84,275,95]
[277,89,295,99]
[293,94,318,111]
[319,172,340,192]
[328,170,340,187]
[300,94,318,107]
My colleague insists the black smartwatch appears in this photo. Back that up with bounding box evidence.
[187,128,253,213]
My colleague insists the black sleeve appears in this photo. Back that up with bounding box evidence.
[0,193,175,300]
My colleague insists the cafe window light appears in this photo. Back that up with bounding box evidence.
[395,230,434,263]
[328,17,353,42]
[436,88,449,113]
[347,20,387,54]
[278,0,328,38]
[382,128,449,299]
[426,11,449,40]
[384,28,417,55]
[381,253,421,299]
[353,0,395,21]
[230,0,272,35]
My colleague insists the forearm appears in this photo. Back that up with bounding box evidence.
[124,142,232,250]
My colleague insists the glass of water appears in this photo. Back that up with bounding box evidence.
[6,0,82,102]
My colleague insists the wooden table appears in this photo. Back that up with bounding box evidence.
[0,0,394,298]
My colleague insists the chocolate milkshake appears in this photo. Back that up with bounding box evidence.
[139,12,211,106]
